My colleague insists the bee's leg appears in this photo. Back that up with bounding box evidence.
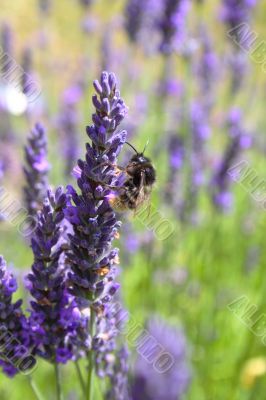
[96,183,124,191]
[90,173,125,191]
[96,162,126,172]
[105,184,124,190]
[96,185,124,201]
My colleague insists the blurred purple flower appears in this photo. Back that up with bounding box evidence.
[79,0,93,8]
[211,108,252,211]
[57,84,82,176]
[179,102,210,221]
[38,0,52,15]
[63,84,83,106]
[197,25,218,106]
[0,256,31,377]
[124,233,140,254]
[158,0,190,54]
[1,23,13,75]
[191,102,211,142]
[124,0,162,51]
[94,300,128,378]
[131,317,191,400]
[107,345,130,400]
[124,0,146,42]
[213,191,233,211]
[191,101,210,183]
[169,136,184,171]
[165,134,184,206]
[0,159,4,181]
[81,16,99,34]
[228,51,248,93]
[23,122,50,216]
[21,47,34,97]
[221,0,257,93]
[159,78,184,98]
[221,0,257,30]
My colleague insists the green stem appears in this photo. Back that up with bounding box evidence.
[86,308,95,400]
[28,376,45,400]
[75,360,86,396]
[54,363,63,400]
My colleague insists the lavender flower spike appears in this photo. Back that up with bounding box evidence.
[23,122,50,217]
[27,188,82,364]
[65,71,128,305]
[0,256,32,377]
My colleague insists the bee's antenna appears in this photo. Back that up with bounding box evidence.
[142,140,149,155]
[125,141,139,154]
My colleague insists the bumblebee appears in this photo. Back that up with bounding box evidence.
[109,142,156,211]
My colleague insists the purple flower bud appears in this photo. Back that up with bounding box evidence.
[93,80,103,95]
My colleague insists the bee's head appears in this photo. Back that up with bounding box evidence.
[125,141,152,168]
[130,153,151,165]
[125,141,150,162]
[125,142,156,185]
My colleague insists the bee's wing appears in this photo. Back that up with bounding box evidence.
[135,171,152,209]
